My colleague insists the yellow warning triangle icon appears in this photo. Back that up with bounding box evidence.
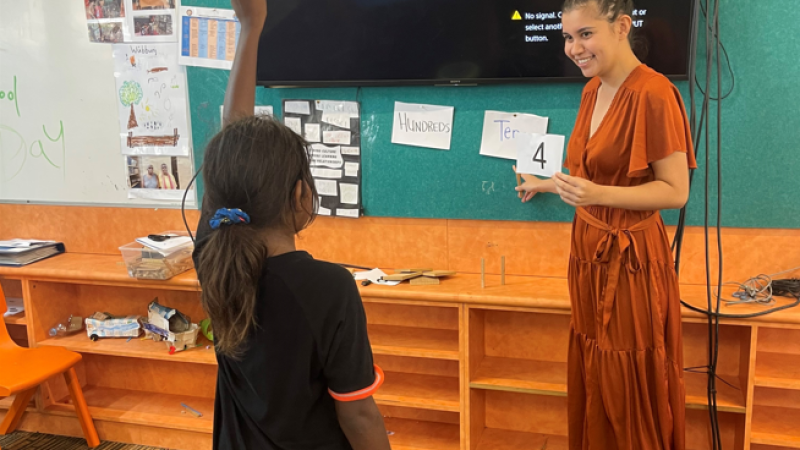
[512,11,522,20]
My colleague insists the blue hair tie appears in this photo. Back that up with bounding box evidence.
[210,208,251,230]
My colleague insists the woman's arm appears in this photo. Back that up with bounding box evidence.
[552,151,691,210]
[222,0,267,126]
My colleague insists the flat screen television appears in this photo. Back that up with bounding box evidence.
[256,0,695,87]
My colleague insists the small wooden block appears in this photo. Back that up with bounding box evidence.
[422,270,457,278]
[382,272,423,281]
[409,276,440,286]
[396,268,433,274]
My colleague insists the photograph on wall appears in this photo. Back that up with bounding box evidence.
[283,100,362,219]
[126,155,194,200]
[112,43,191,156]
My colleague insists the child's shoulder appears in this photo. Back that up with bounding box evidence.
[270,252,359,298]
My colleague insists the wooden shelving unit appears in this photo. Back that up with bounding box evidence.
[3,256,800,450]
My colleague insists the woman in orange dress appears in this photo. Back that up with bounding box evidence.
[515,1,697,449]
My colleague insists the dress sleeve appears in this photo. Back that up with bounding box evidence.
[628,80,698,178]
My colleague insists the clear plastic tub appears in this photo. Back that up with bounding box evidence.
[120,230,195,280]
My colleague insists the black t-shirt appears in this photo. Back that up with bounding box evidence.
[193,225,378,449]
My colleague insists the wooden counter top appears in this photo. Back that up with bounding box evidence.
[1,253,798,325]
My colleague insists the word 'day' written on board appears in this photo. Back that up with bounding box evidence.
[479,110,548,160]
[516,133,565,178]
[391,102,455,150]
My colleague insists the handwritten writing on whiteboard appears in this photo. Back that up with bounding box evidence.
[310,144,344,169]
[479,110,548,160]
[391,101,454,150]
[0,121,66,181]
[0,76,21,117]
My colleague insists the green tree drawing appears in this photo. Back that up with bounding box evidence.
[119,81,144,129]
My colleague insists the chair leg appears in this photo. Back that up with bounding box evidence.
[64,367,100,448]
[0,387,36,435]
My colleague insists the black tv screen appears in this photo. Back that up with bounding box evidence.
[256,0,695,86]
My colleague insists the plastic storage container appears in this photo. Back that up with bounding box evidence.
[120,231,195,280]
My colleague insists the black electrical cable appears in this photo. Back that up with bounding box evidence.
[182,163,203,244]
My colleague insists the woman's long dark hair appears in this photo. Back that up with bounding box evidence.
[563,0,648,58]
[198,116,318,358]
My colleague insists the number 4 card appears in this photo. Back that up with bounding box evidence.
[516,133,566,178]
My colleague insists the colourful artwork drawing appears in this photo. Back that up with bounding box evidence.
[119,80,143,129]
[112,43,190,156]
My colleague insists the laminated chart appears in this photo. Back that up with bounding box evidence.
[178,6,240,69]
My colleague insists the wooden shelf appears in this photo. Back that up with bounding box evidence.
[751,405,800,448]
[39,332,216,365]
[684,371,746,413]
[375,372,460,412]
[756,352,800,390]
[368,324,459,360]
[476,428,568,450]
[47,386,213,433]
[470,356,567,396]
[3,310,26,325]
[384,418,460,450]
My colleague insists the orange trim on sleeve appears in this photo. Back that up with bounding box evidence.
[328,365,384,402]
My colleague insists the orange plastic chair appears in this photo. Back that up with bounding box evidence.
[0,283,99,448]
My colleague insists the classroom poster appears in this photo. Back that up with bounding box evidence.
[112,43,191,156]
[178,6,240,70]
[283,100,363,219]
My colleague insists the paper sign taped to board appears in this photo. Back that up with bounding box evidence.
[340,183,359,205]
[321,113,352,129]
[315,100,359,118]
[317,200,332,216]
[305,123,321,142]
[310,144,344,169]
[285,101,311,115]
[323,131,351,145]
[341,146,360,156]
[311,168,343,179]
[516,133,566,178]
[315,179,338,196]
[178,6,239,70]
[480,110,549,160]
[285,117,302,135]
[337,208,360,219]
[391,102,454,150]
[344,162,359,178]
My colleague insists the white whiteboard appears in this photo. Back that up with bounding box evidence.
[0,0,196,207]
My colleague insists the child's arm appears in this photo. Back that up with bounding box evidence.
[223,0,267,126]
[335,398,392,450]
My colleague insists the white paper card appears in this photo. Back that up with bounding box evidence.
[337,208,361,219]
[315,179,338,196]
[516,134,566,178]
[321,113,351,129]
[285,101,311,115]
[344,162,359,178]
[305,123,321,142]
[340,183,359,205]
[310,144,344,168]
[311,168,343,179]
[353,268,400,285]
[391,102,454,150]
[323,131,351,145]
[479,111,549,160]
[341,146,360,156]
[315,100,359,118]
[285,117,302,135]
[317,201,332,216]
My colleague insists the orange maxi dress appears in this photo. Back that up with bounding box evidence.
[565,64,697,450]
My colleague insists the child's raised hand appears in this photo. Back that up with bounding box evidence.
[231,0,267,29]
